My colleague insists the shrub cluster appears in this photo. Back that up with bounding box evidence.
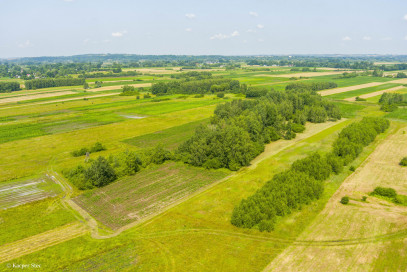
[64,145,172,190]
[0,81,21,93]
[400,157,407,166]
[379,92,405,112]
[71,142,106,157]
[25,78,85,89]
[120,85,140,96]
[230,117,389,231]
[176,88,341,171]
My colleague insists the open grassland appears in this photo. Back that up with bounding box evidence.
[5,119,362,271]
[75,162,230,230]
[0,104,218,182]
[0,198,77,245]
[385,106,407,121]
[0,222,88,265]
[264,123,407,272]
[326,83,402,100]
[0,175,61,209]
[259,71,346,78]
[123,118,209,150]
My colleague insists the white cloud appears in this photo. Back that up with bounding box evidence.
[210,30,240,40]
[257,24,264,29]
[247,29,256,33]
[403,14,407,20]
[185,28,192,32]
[382,37,392,41]
[185,13,196,19]
[258,38,264,42]
[404,36,407,40]
[112,30,127,37]
[18,40,32,48]
[363,36,371,41]
[83,38,90,44]
[64,0,74,2]
[249,11,258,17]
[231,31,240,37]
[342,36,351,41]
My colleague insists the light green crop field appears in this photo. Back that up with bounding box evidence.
[1,66,407,271]
[326,83,402,100]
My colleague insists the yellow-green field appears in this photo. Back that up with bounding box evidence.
[1,66,407,271]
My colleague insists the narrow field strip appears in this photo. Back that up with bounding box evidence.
[86,83,152,92]
[0,222,88,264]
[256,71,345,78]
[344,85,405,101]
[319,82,383,96]
[0,91,76,104]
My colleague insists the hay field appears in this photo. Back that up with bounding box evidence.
[259,71,346,78]
[264,124,407,272]
[0,91,76,104]
[319,82,384,96]
[344,85,405,101]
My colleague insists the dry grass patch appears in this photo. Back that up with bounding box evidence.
[259,71,346,78]
[0,91,76,104]
[319,82,383,96]
[344,85,405,101]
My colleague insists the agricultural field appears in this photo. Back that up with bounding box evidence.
[1,57,407,272]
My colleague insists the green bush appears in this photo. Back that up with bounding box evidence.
[371,187,397,198]
[399,157,407,166]
[71,142,105,157]
[216,92,225,98]
[362,196,367,202]
[349,166,355,172]
[340,196,349,204]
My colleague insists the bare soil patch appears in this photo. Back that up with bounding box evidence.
[0,91,75,104]
[344,85,405,101]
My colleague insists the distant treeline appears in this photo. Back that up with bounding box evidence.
[176,87,341,171]
[151,78,243,95]
[285,81,337,92]
[0,81,21,93]
[170,71,213,80]
[230,117,389,231]
[78,71,142,79]
[25,78,85,89]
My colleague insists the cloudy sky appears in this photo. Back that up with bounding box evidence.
[1,0,407,57]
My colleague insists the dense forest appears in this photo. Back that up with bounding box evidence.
[230,117,389,231]
[25,78,85,89]
[176,86,341,170]
[0,81,21,93]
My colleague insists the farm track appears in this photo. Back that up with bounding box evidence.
[0,222,88,264]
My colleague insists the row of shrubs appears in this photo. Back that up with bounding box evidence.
[25,78,85,90]
[230,117,390,232]
[370,187,407,206]
[0,81,20,93]
[64,145,172,190]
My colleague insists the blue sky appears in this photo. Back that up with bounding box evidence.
[1,0,407,57]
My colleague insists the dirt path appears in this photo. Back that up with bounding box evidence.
[263,124,407,272]
[319,82,384,96]
[0,222,88,264]
[344,85,405,101]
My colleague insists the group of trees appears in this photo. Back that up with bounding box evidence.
[379,92,406,112]
[230,117,389,232]
[151,78,242,95]
[0,81,21,93]
[285,81,337,92]
[176,87,341,171]
[25,78,85,89]
[120,85,140,96]
[64,145,172,190]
